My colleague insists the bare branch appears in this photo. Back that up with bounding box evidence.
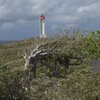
[31,44,46,55]
[23,40,59,80]
[23,49,28,61]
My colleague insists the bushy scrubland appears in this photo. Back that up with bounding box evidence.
[0,31,100,100]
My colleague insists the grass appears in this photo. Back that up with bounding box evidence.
[0,31,100,99]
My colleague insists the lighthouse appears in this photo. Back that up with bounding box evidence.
[39,14,47,38]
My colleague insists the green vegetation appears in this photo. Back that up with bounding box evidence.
[0,31,100,100]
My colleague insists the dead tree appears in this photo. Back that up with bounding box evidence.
[23,40,84,80]
[23,42,58,80]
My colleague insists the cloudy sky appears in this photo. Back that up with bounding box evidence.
[0,0,100,40]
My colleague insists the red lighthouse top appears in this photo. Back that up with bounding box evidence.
[40,14,45,20]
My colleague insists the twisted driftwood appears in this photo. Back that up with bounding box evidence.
[23,41,58,80]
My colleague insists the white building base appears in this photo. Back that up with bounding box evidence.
[40,34,47,38]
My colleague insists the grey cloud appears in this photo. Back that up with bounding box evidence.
[0,0,100,40]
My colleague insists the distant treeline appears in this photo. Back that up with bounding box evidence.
[0,40,17,44]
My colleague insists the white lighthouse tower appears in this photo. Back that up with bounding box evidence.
[39,14,47,38]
